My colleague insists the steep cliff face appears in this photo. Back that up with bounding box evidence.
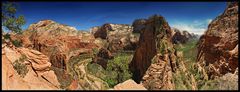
[90,23,139,52]
[7,20,100,89]
[129,15,177,89]
[197,2,238,79]
[132,19,147,33]
[92,48,114,69]
[15,20,97,70]
[2,43,60,90]
[171,28,199,44]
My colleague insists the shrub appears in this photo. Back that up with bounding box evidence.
[13,55,28,78]
[87,52,133,88]
[92,48,99,56]
[3,33,11,40]
[12,39,22,47]
[104,53,133,87]
[87,63,106,79]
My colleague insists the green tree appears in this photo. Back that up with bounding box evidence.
[2,2,26,34]
[104,53,132,87]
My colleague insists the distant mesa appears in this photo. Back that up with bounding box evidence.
[171,27,199,44]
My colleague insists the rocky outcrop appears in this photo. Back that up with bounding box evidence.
[132,19,147,33]
[8,20,99,89]
[129,15,178,89]
[92,48,114,69]
[15,20,97,70]
[197,2,238,79]
[171,28,199,44]
[90,23,139,52]
[2,43,60,90]
[113,79,146,90]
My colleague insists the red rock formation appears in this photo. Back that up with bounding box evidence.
[8,20,99,89]
[2,43,60,90]
[92,48,114,69]
[197,2,238,78]
[171,28,198,44]
[129,15,176,86]
[93,24,112,39]
[113,79,146,90]
[90,23,139,52]
[16,20,97,70]
[132,19,147,33]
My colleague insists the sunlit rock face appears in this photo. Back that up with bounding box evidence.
[129,15,178,90]
[171,28,199,44]
[90,23,139,52]
[12,20,97,70]
[197,2,238,79]
[2,43,60,90]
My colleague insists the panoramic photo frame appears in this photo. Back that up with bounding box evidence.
[1,0,239,91]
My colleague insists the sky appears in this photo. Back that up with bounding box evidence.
[12,2,227,35]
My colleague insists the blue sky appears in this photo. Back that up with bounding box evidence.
[13,2,226,35]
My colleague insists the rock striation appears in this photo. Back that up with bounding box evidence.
[90,23,139,52]
[2,42,60,90]
[196,2,238,79]
[13,20,97,70]
[171,28,199,44]
[129,15,178,89]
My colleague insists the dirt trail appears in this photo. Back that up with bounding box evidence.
[69,57,109,90]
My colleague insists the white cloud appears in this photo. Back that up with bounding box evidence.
[206,19,213,24]
[171,19,212,35]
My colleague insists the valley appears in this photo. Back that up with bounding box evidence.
[1,1,238,90]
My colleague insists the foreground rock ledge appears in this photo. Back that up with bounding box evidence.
[112,79,146,90]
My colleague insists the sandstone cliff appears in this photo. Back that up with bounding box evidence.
[2,42,60,90]
[129,15,178,89]
[13,20,97,70]
[196,2,238,79]
[90,23,139,52]
[171,28,199,44]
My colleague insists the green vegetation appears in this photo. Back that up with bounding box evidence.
[3,33,11,40]
[87,52,133,88]
[2,2,25,46]
[173,71,190,90]
[12,39,22,47]
[104,53,133,87]
[173,40,223,90]
[92,48,99,56]
[2,33,23,47]
[158,39,168,55]
[132,32,140,37]
[13,55,28,78]
[87,63,106,79]
[68,54,93,76]
[2,2,26,34]
[174,40,198,63]
[51,66,73,89]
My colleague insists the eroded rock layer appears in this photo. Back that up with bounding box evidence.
[129,15,178,89]
[2,43,60,90]
[197,2,238,78]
